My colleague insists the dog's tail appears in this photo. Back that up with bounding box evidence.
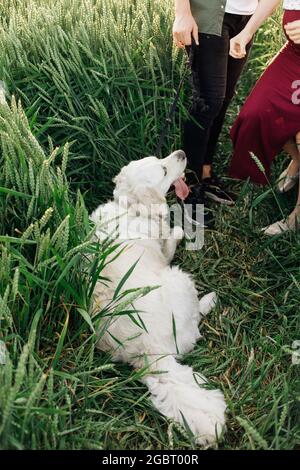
[142,356,226,446]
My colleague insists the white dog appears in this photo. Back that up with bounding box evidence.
[90,150,226,446]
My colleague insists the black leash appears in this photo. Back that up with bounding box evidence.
[155,59,190,157]
[155,39,197,157]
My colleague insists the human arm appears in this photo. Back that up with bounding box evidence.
[229,0,281,59]
[173,0,199,48]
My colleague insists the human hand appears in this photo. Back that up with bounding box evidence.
[173,13,199,48]
[285,20,300,44]
[229,29,253,59]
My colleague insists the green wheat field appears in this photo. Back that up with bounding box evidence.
[0,0,299,450]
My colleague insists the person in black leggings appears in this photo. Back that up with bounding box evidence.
[173,0,255,221]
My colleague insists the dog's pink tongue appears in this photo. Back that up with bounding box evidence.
[173,177,190,200]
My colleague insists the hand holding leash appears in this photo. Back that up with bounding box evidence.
[173,0,199,48]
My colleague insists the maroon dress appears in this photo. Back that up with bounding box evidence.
[229,10,300,185]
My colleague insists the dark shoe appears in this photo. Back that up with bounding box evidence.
[185,169,201,187]
[180,184,214,228]
[203,176,236,206]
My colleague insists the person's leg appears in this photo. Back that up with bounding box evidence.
[183,34,228,185]
[283,139,300,175]
[297,132,300,156]
[201,45,253,205]
[263,132,300,235]
[288,132,300,225]
[203,15,253,179]
[276,139,300,193]
[203,51,251,177]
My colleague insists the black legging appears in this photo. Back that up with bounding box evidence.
[183,13,253,183]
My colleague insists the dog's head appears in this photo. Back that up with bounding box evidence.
[113,150,189,211]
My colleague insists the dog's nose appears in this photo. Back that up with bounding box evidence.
[174,150,186,161]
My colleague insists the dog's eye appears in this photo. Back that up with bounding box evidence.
[162,166,167,176]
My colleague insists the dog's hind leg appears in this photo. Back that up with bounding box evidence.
[142,355,226,447]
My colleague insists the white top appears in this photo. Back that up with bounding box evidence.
[225,0,258,15]
[283,0,300,9]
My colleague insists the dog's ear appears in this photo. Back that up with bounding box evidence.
[113,165,167,218]
[113,167,131,202]
[113,167,126,189]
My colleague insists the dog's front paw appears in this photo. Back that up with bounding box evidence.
[172,226,184,241]
[199,292,217,316]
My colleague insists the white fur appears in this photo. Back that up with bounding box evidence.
[199,292,218,316]
[90,151,226,446]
